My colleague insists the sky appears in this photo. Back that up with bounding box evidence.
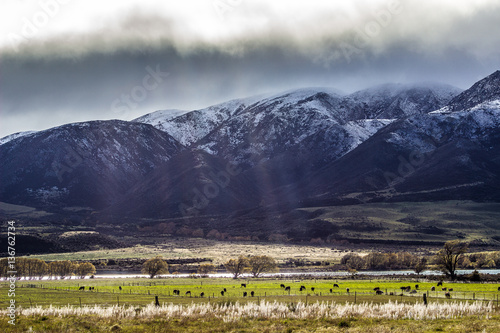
[1,0,500,138]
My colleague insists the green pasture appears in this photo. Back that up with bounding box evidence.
[2,278,500,308]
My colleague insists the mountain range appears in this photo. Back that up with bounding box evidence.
[1,71,500,240]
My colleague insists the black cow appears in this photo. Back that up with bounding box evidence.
[280,284,285,288]
[243,292,247,297]
[224,288,227,292]
[437,281,443,287]
[250,291,255,297]
[299,286,306,291]
[415,285,419,290]
[200,292,204,297]
[241,284,247,288]
[346,288,350,293]
[119,286,122,291]
[376,290,384,295]
[78,286,85,291]
[285,286,291,292]
[311,287,315,292]
[173,290,180,295]
[333,284,339,288]
[185,291,191,296]
[448,288,453,292]
[374,287,381,291]
[442,287,447,291]
[329,289,333,293]
[445,292,451,298]
[431,286,435,291]
[221,291,225,296]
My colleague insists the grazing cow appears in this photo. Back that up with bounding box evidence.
[311,287,315,292]
[445,292,451,298]
[389,292,394,296]
[497,287,500,291]
[410,290,417,294]
[119,286,122,291]
[285,286,291,292]
[346,288,350,293]
[415,285,419,290]
[442,287,447,291]
[221,291,225,296]
[333,284,339,288]
[241,283,247,288]
[437,281,443,287]
[173,290,180,295]
[299,286,306,291]
[90,287,94,291]
[376,290,384,295]
[79,286,85,291]
[448,288,453,292]
[250,291,255,297]
[200,292,204,297]
[224,288,227,292]
[374,287,381,291]
[185,291,191,296]
[431,286,435,291]
[405,287,411,292]
[243,292,247,297]
[329,289,333,293]
[280,284,285,288]
[399,286,406,291]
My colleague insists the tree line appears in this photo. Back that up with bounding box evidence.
[342,240,473,279]
[0,258,96,279]
[142,255,278,279]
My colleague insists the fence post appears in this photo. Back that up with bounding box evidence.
[155,296,160,307]
[423,293,427,306]
[354,292,357,304]
[117,296,119,306]
[79,297,81,308]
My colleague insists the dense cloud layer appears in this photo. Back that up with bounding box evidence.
[1,0,499,137]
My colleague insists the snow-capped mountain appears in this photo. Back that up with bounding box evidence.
[447,70,500,111]
[3,72,500,222]
[135,84,459,169]
[133,95,266,146]
[0,131,37,145]
[0,120,184,209]
[295,78,500,205]
[133,109,191,125]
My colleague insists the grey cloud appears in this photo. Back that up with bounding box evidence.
[1,2,499,137]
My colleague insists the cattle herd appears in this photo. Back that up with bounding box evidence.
[75,280,492,299]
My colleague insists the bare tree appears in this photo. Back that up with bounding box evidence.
[142,256,169,279]
[75,262,96,279]
[342,254,365,271]
[49,260,75,279]
[224,256,250,279]
[197,263,216,277]
[249,255,277,277]
[413,257,427,275]
[435,240,468,280]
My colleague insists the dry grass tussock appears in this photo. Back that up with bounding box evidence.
[6,301,493,322]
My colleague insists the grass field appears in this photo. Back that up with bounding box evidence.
[3,278,500,308]
[30,239,358,264]
[2,278,500,332]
